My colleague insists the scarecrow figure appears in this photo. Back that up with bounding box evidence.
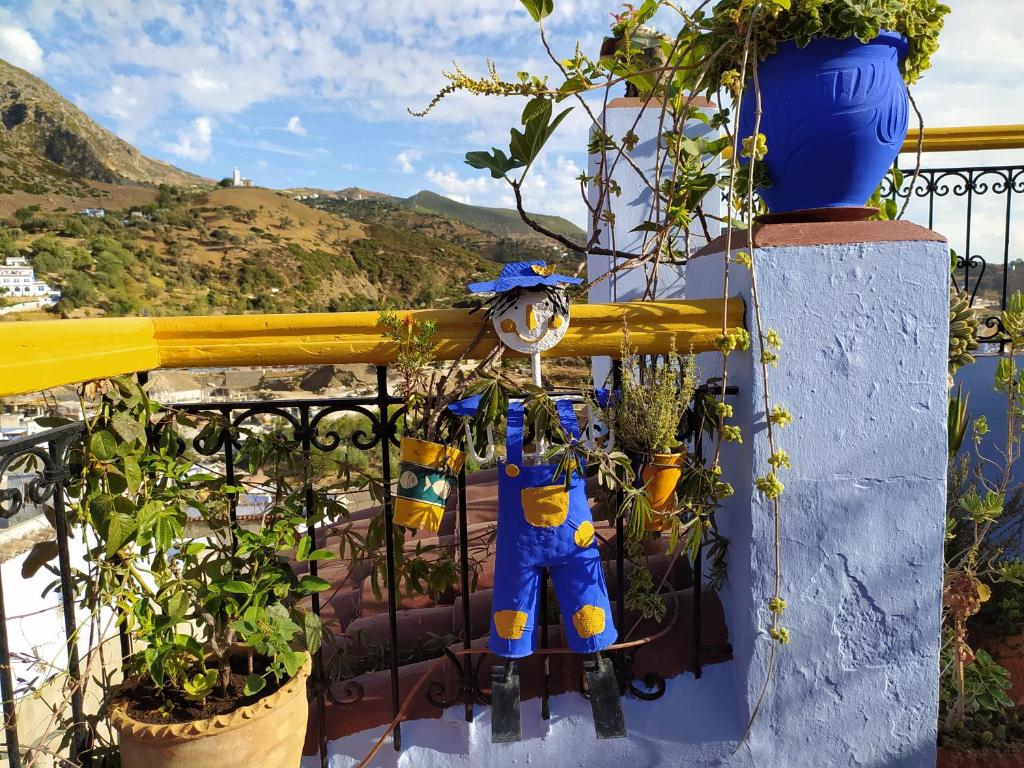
[457,261,624,741]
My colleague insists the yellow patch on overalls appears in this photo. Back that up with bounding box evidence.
[572,605,606,639]
[494,610,529,640]
[520,485,569,527]
[574,520,595,548]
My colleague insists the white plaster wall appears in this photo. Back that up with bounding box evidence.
[687,236,949,767]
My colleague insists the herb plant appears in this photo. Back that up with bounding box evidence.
[605,335,697,459]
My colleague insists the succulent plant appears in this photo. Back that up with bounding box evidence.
[949,286,979,381]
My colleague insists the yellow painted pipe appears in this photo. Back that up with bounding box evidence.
[0,298,744,398]
[902,124,1024,154]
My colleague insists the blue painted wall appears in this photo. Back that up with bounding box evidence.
[686,232,949,767]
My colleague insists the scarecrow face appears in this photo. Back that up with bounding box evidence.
[491,288,569,354]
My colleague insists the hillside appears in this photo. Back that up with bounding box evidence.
[0,186,500,320]
[402,190,583,243]
[0,61,580,321]
[0,58,207,197]
[308,194,582,267]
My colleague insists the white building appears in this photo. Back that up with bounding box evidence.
[0,257,59,299]
[231,167,254,187]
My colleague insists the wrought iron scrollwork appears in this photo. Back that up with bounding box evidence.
[0,424,84,519]
[426,648,490,709]
[322,678,365,707]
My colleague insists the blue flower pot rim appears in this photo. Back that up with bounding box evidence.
[772,29,908,63]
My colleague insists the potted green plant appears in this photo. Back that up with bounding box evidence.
[379,309,466,532]
[706,0,951,214]
[592,337,697,532]
[64,378,330,768]
[599,6,671,97]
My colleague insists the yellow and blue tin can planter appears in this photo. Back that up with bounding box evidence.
[393,437,465,533]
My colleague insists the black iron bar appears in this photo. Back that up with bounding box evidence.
[692,397,705,680]
[376,366,402,751]
[1002,177,1013,311]
[0,565,20,768]
[47,443,90,760]
[222,414,239,556]
[299,407,329,768]
[611,361,626,681]
[540,569,550,720]
[457,463,473,722]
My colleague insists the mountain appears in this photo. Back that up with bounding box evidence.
[402,190,584,243]
[305,193,582,267]
[0,58,207,196]
[0,62,578,321]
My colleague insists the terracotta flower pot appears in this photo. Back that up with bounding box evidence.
[640,451,685,532]
[110,653,311,768]
[393,436,465,532]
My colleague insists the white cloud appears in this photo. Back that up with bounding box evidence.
[396,149,423,174]
[0,25,44,73]
[422,154,585,225]
[163,116,213,162]
[286,115,306,136]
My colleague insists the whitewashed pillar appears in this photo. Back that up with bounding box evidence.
[686,220,949,767]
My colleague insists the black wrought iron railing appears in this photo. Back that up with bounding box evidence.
[0,367,725,768]
[887,164,1024,343]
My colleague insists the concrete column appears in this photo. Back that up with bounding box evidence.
[586,97,718,384]
[685,220,949,767]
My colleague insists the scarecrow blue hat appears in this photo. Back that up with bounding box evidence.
[468,260,582,295]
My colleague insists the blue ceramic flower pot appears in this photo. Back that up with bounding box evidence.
[738,31,909,214]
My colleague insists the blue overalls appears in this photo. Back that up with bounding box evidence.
[489,399,617,659]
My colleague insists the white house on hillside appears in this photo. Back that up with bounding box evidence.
[0,257,59,300]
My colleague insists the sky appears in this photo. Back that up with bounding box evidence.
[0,0,1020,231]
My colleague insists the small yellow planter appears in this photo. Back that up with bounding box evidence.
[393,437,465,533]
[110,654,311,768]
[641,452,686,532]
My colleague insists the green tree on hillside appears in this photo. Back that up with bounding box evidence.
[58,272,97,310]
[28,235,68,272]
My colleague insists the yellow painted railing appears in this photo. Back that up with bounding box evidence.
[0,299,745,398]
[902,124,1024,153]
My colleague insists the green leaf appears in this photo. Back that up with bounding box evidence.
[243,674,266,696]
[281,650,304,678]
[183,669,217,700]
[89,430,118,462]
[297,575,331,594]
[307,548,336,562]
[303,611,323,656]
[509,107,572,166]
[163,591,189,623]
[296,535,312,562]
[111,412,146,445]
[123,457,143,494]
[519,0,553,22]
[770,0,792,8]
[223,580,253,595]
[521,96,552,128]
[465,148,521,179]
[105,512,137,557]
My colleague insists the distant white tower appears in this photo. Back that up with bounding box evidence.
[232,166,242,186]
